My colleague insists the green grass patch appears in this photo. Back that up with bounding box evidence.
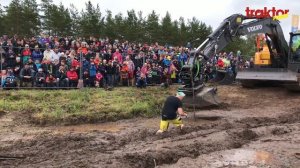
[0,86,177,125]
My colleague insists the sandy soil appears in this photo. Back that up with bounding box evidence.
[0,85,299,168]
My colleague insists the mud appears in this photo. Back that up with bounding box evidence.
[0,85,300,167]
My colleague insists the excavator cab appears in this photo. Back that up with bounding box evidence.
[290,33,300,63]
[238,32,300,90]
[254,34,272,66]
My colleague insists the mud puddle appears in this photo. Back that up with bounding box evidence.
[0,85,299,167]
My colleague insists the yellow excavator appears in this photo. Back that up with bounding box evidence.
[179,14,300,108]
[254,34,271,66]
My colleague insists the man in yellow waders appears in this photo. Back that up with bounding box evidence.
[156,92,188,134]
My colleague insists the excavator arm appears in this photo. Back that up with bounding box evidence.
[179,14,289,92]
[178,14,293,107]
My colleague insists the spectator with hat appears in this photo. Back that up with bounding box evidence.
[35,68,46,87]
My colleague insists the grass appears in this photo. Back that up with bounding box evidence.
[0,86,177,125]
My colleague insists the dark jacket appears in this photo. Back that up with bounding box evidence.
[20,68,34,79]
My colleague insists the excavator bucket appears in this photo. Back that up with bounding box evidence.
[212,70,235,85]
[182,87,220,108]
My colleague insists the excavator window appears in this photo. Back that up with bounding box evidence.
[291,35,300,62]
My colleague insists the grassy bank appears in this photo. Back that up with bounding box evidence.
[0,86,177,125]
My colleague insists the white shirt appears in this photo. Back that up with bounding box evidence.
[43,49,55,61]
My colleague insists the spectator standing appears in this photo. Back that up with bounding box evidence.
[112,48,123,63]
[98,59,107,88]
[125,56,135,86]
[89,61,97,87]
[106,60,115,89]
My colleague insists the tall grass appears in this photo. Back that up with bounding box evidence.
[0,86,177,125]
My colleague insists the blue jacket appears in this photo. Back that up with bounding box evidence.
[32,51,43,61]
[163,58,171,67]
[82,60,90,72]
[89,64,97,77]
[178,53,187,64]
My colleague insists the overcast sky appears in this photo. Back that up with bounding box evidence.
[2,0,300,40]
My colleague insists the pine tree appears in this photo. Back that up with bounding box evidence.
[53,3,72,36]
[124,10,139,42]
[0,4,5,35]
[161,12,174,46]
[1,0,215,47]
[114,13,125,41]
[187,17,212,47]
[137,11,146,43]
[79,1,104,37]
[171,20,180,46]
[104,10,117,39]
[4,0,23,36]
[40,0,53,35]
[146,11,160,44]
[22,0,40,36]
[179,17,188,46]
[69,4,81,36]
[223,35,256,59]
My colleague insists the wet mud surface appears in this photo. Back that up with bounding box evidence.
[0,85,299,167]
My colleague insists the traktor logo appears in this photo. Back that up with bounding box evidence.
[245,7,289,20]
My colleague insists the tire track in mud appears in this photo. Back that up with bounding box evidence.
[106,110,300,167]
[0,110,299,168]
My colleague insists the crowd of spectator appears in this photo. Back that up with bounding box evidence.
[0,34,247,89]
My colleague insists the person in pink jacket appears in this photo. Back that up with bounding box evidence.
[112,49,123,63]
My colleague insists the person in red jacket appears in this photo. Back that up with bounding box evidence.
[217,58,224,69]
[67,67,78,87]
[112,48,123,63]
[22,44,32,64]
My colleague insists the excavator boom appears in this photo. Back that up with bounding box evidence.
[179,14,300,108]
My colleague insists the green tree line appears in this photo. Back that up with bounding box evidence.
[0,0,255,56]
[0,0,212,46]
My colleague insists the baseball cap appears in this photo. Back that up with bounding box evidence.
[176,91,186,97]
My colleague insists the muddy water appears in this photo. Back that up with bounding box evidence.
[0,85,299,167]
[210,150,273,167]
[52,123,125,133]
[50,117,215,134]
